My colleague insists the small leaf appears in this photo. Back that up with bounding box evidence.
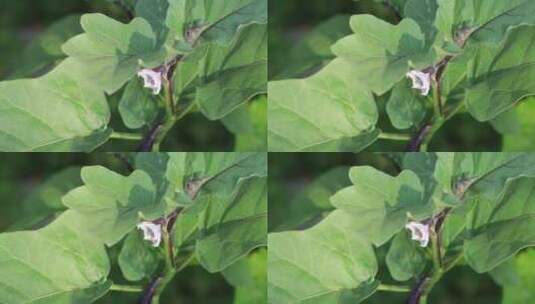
[386,79,427,130]
[119,77,159,129]
[118,230,161,281]
[386,230,427,281]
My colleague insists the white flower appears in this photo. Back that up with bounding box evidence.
[137,221,162,247]
[405,221,430,247]
[137,69,163,95]
[406,70,431,96]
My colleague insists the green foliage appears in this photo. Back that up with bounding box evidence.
[0,152,267,303]
[0,0,267,151]
[268,0,535,151]
[268,152,535,303]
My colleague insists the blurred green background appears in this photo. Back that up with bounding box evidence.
[0,153,240,303]
[268,0,513,152]
[0,0,238,151]
[268,153,503,304]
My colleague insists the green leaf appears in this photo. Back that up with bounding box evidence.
[62,166,162,246]
[434,0,535,45]
[196,176,267,272]
[118,77,159,129]
[11,15,83,79]
[331,15,427,95]
[222,249,267,304]
[118,230,161,281]
[11,167,82,231]
[195,23,267,120]
[434,152,535,198]
[166,0,267,45]
[0,58,111,152]
[62,13,167,94]
[0,211,111,303]
[331,166,429,246]
[386,79,427,129]
[464,25,535,121]
[386,230,427,281]
[464,177,535,272]
[268,58,379,152]
[268,210,378,304]
[271,15,352,79]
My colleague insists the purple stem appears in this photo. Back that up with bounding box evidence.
[406,124,432,152]
[137,124,163,152]
[140,277,162,304]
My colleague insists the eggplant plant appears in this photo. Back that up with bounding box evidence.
[268,152,535,303]
[0,0,267,152]
[0,152,267,303]
[268,0,535,151]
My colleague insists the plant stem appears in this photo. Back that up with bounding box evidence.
[378,132,412,141]
[110,132,143,141]
[110,284,143,293]
[377,284,411,292]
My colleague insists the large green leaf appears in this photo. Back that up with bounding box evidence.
[62,166,162,246]
[268,58,379,152]
[166,0,267,44]
[464,25,535,121]
[435,0,535,45]
[331,166,429,246]
[268,210,378,304]
[0,211,111,303]
[434,153,535,198]
[195,23,267,120]
[196,176,267,272]
[62,13,167,94]
[464,177,535,272]
[0,58,111,152]
[331,15,427,95]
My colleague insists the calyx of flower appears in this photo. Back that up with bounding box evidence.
[406,70,431,96]
[137,221,162,247]
[137,68,163,95]
[405,221,430,247]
